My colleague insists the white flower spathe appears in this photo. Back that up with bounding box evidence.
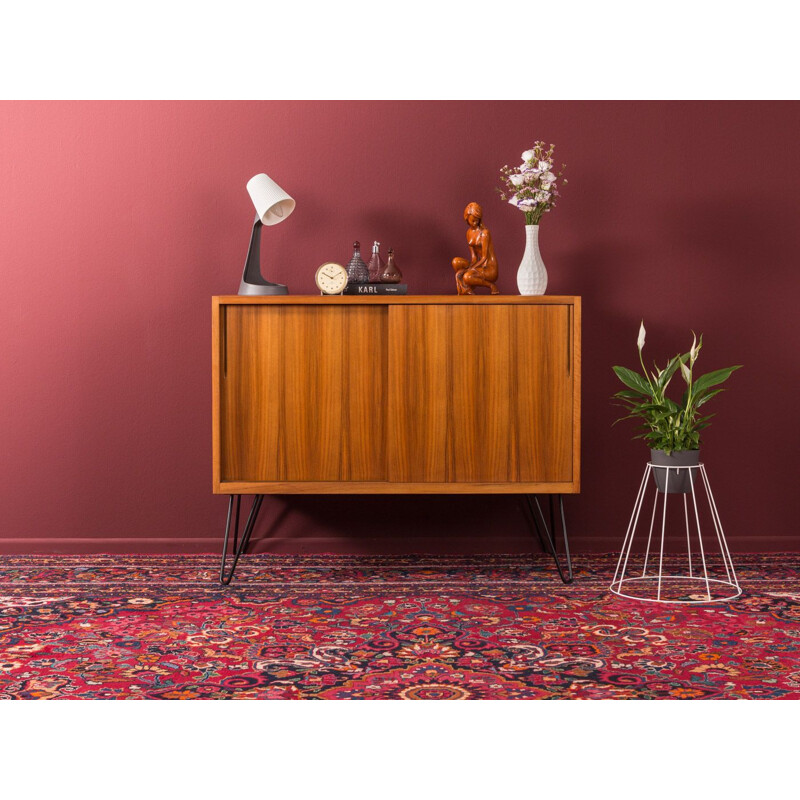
[637,321,646,351]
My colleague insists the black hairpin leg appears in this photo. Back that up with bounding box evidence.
[219,494,264,585]
[522,494,573,584]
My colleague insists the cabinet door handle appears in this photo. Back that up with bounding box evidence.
[566,304,571,377]
[221,305,227,379]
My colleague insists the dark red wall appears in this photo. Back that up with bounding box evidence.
[1,101,798,553]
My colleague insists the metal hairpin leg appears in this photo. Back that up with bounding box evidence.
[219,494,264,585]
[522,494,573,584]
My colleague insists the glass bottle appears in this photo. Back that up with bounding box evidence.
[367,241,385,283]
[345,241,369,283]
[380,248,403,283]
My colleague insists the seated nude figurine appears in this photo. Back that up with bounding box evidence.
[451,202,500,295]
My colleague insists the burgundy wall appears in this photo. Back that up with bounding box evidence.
[1,101,798,554]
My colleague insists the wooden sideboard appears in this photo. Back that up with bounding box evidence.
[212,295,580,584]
[213,295,580,495]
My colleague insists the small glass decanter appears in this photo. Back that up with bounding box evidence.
[380,248,403,283]
[345,241,369,283]
[367,241,385,283]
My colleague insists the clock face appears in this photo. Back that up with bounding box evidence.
[315,262,348,295]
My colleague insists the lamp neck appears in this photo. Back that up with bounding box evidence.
[242,214,269,286]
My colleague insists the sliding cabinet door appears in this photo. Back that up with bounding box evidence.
[219,305,387,482]
[387,304,573,484]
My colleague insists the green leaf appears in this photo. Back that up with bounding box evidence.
[655,354,686,392]
[692,366,742,396]
[613,389,647,400]
[612,366,653,397]
[695,388,724,408]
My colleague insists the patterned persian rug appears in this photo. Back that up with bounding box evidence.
[0,554,798,699]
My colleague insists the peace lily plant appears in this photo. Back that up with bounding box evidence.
[612,322,741,455]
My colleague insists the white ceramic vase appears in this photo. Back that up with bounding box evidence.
[516,224,547,295]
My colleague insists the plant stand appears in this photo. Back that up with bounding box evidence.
[610,461,740,603]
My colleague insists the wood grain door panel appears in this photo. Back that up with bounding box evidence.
[221,305,387,482]
[387,304,572,483]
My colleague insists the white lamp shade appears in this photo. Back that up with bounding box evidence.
[246,173,296,226]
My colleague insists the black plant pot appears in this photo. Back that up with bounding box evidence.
[649,449,701,494]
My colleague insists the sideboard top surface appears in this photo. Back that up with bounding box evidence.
[214,295,580,305]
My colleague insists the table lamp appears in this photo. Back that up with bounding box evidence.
[238,173,296,295]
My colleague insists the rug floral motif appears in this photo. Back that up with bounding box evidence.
[0,554,798,699]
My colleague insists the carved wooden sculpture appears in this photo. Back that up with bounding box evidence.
[451,202,500,295]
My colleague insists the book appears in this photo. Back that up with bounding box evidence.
[343,283,408,295]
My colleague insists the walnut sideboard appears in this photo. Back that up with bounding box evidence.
[212,295,581,583]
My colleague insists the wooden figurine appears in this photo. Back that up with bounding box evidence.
[451,202,500,295]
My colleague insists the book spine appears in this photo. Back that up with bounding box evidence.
[343,284,407,295]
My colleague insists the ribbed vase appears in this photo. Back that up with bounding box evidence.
[516,224,547,295]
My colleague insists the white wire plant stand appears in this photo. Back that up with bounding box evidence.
[610,460,741,604]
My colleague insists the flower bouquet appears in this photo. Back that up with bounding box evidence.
[498,142,566,225]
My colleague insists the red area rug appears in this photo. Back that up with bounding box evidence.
[1,554,798,699]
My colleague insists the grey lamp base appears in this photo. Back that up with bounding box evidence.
[238,280,289,296]
[238,213,290,296]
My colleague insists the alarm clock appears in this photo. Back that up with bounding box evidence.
[315,262,348,295]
